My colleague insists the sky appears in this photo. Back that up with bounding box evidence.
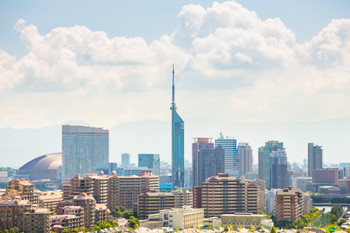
[1,0,350,164]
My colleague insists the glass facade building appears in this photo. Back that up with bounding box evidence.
[62,125,109,183]
[215,134,238,177]
[138,154,160,175]
[258,140,283,189]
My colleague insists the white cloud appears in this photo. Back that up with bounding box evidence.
[1,1,350,128]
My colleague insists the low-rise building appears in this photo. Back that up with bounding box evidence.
[160,206,204,230]
[221,213,273,228]
[204,217,222,229]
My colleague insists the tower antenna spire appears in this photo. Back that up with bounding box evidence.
[172,64,175,104]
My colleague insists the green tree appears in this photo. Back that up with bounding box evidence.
[224,226,229,231]
[128,216,139,229]
[270,226,277,233]
[331,206,343,219]
[123,209,134,219]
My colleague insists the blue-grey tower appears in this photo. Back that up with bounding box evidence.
[171,65,184,189]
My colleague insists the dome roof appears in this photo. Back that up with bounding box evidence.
[19,153,62,171]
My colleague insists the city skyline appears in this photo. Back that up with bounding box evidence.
[1,1,350,166]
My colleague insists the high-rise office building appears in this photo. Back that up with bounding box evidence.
[215,133,238,176]
[62,125,109,183]
[184,167,192,188]
[192,138,214,187]
[308,143,323,178]
[238,142,253,176]
[258,141,283,189]
[197,145,225,186]
[171,66,185,189]
[138,154,160,175]
[270,148,288,189]
[121,153,130,169]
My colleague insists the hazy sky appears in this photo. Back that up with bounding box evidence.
[1,1,350,166]
[0,0,349,128]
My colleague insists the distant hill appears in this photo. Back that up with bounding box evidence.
[1,116,350,168]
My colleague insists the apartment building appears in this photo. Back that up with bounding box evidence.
[4,179,38,204]
[22,207,51,233]
[95,203,110,222]
[193,174,259,217]
[38,192,63,210]
[51,215,81,233]
[72,193,96,228]
[137,192,175,219]
[172,188,192,208]
[274,187,303,222]
[109,171,159,210]
[0,199,31,231]
[63,172,108,205]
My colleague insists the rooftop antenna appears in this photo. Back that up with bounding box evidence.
[172,64,175,104]
[171,64,177,111]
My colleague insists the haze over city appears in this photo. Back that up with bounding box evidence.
[1,0,350,166]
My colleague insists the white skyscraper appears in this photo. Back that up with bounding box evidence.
[215,133,238,177]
